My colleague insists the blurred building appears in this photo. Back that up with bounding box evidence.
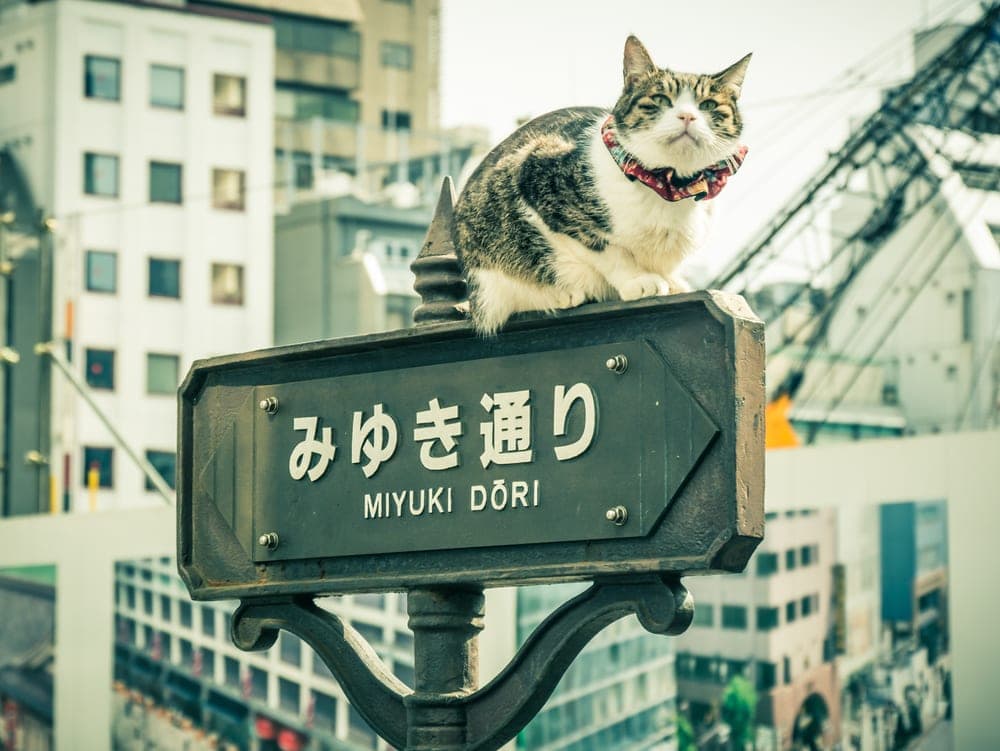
[674,508,840,750]
[0,0,275,513]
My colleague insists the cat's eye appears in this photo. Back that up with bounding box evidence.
[637,94,672,111]
[699,99,718,111]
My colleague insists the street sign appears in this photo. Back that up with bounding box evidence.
[178,291,764,599]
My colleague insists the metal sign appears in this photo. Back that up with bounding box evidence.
[178,292,764,599]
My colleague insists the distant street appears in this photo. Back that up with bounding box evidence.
[909,720,953,751]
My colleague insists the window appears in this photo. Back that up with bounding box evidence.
[249,666,267,700]
[756,606,779,631]
[692,603,714,627]
[85,348,115,390]
[381,109,412,130]
[201,606,216,637]
[199,647,215,679]
[279,678,300,714]
[756,552,779,576]
[757,662,776,691]
[84,153,119,197]
[962,288,973,342]
[150,64,184,109]
[213,73,246,117]
[160,594,172,621]
[785,600,798,623]
[785,548,797,570]
[275,84,359,122]
[280,633,301,666]
[801,545,816,566]
[224,656,240,688]
[313,691,337,733]
[148,258,181,298]
[801,594,817,617]
[83,446,113,488]
[179,601,193,628]
[211,263,244,305]
[150,161,182,203]
[145,450,176,491]
[180,639,194,668]
[85,250,117,293]
[721,605,747,630]
[274,17,360,57]
[0,64,15,86]
[84,55,120,100]
[147,353,179,395]
[381,41,413,69]
[212,168,245,210]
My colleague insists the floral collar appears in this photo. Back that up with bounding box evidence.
[600,115,747,202]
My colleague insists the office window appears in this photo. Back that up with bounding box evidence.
[721,605,747,630]
[280,633,302,666]
[249,666,267,700]
[145,450,176,491]
[147,353,179,395]
[82,446,113,488]
[279,678,300,714]
[150,64,184,109]
[0,64,14,86]
[786,600,798,623]
[148,258,180,298]
[211,263,244,305]
[785,548,797,570]
[84,153,119,197]
[381,41,413,69]
[313,691,337,733]
[179,601,193,628]
[756,607,779,631]
[275,85,359,123]
[757,662,776,691]
[85,250,117,293]
[150,161,182,203]
[160,594,172,621]
[275,17,360,57]
[756,552,779,576]
[201,606,216,637]
[213,73,246,117]
[84,55,120,100]
[692,603,714,627]
[199,647,215,679]
[381,109,412,130]
[212,168,245,210]
[224,657,240,688]
[801,594,818,617]
[85,348,115,390]
[801,545,817,566]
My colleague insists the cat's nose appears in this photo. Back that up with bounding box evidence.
[677,112,696,124]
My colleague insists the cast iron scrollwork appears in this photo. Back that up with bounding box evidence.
[230,575,692,751]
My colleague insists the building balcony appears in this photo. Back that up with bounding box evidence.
[275,49,359,91]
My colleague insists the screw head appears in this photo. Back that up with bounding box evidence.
[258,532,279,550]
[605,505,628,526]
[259,396,279,414]
[605,354,628,374]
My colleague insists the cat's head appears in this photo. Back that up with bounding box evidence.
[611,36,750,177]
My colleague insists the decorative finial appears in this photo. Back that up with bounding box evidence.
[411,176,468,325]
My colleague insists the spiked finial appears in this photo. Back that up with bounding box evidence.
[411,176,468,325]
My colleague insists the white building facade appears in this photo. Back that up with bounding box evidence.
[0,0,274,512]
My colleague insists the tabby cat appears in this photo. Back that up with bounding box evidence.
[454,36,751,334]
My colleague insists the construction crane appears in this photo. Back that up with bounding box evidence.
[711,2,1000,444]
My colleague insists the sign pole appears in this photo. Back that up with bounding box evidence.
[406,178,481,750]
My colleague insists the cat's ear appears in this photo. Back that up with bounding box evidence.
[714,53,752,97]
[623,35,657,88]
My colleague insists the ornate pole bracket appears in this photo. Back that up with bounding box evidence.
[230,576,693,751]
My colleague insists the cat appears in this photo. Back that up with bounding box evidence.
[453,36,751,335]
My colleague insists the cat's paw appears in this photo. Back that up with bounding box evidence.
[666,274,692,294]
[617,274,671,301]
[553,288,587,310]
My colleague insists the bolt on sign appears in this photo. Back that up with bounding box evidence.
[177,292,764,599]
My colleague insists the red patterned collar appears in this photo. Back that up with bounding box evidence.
[601,115,747,202]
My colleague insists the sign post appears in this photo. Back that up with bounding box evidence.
[178,178,765,751]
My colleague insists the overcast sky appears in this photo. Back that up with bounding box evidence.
[437,0,981,278]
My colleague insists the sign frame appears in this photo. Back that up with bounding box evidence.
[177,291,764,600]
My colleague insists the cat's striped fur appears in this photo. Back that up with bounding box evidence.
[454,36,751,334]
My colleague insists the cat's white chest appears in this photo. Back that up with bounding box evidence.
[589,129,711,265]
